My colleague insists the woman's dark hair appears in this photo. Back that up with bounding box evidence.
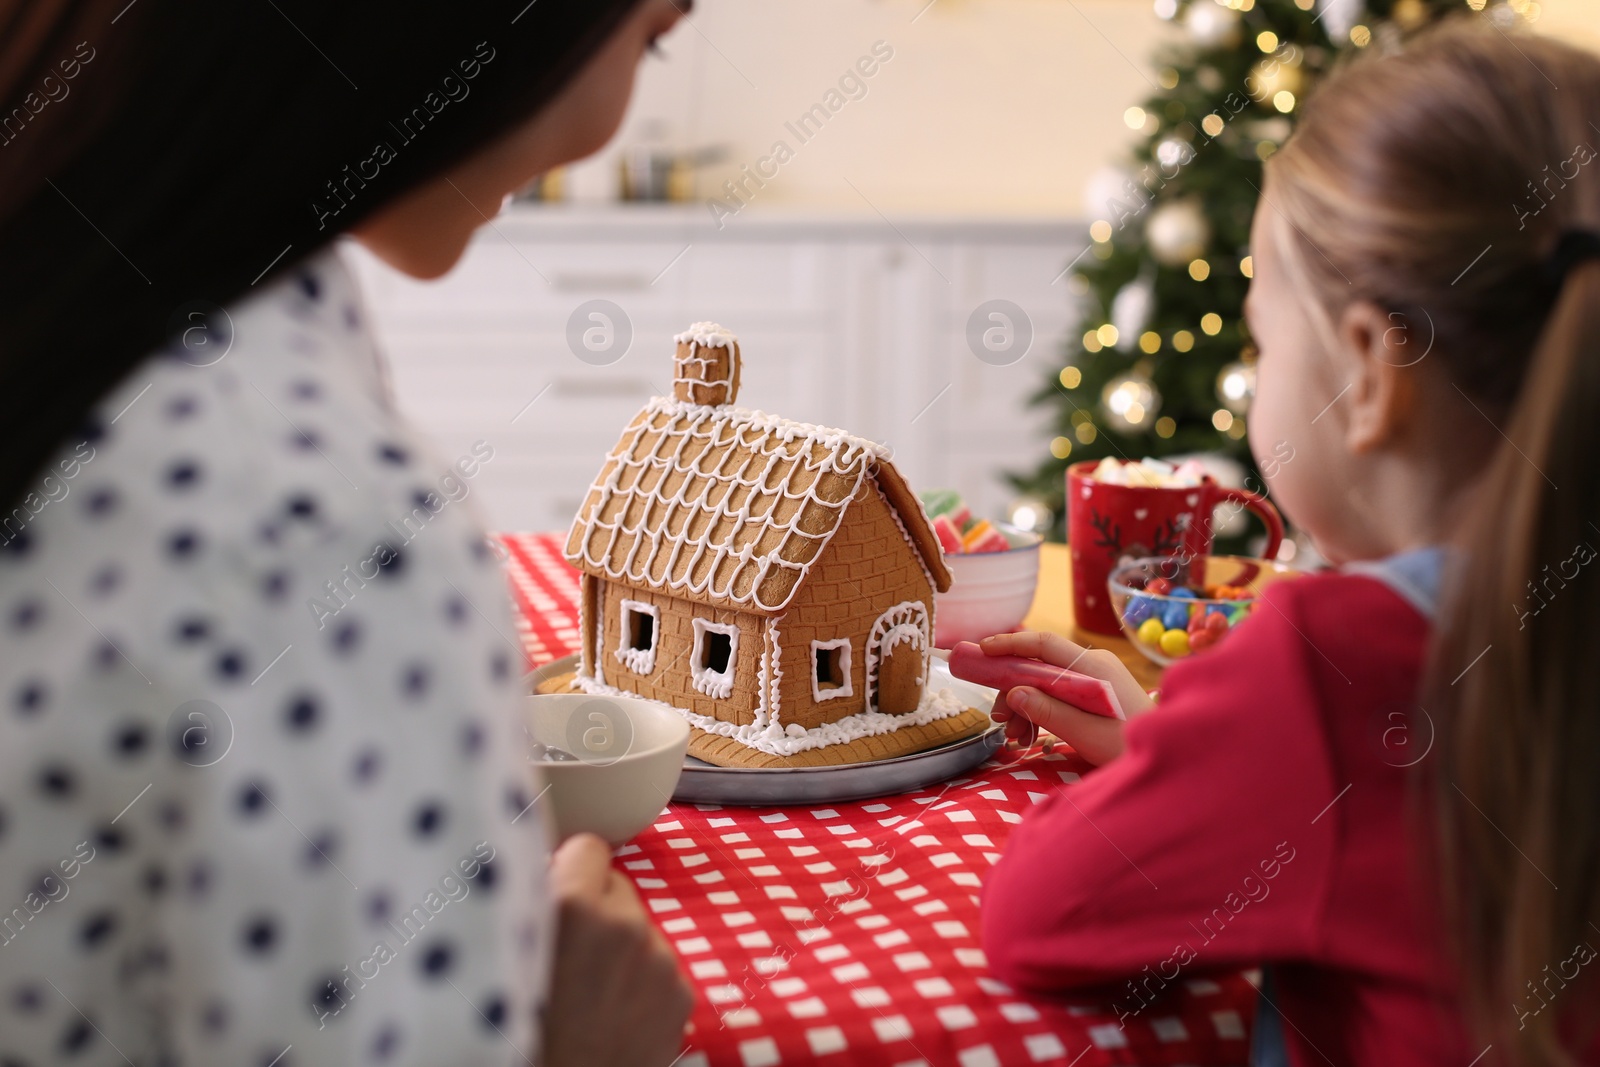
[1266,21,1600,1065]
[0,0,643,508]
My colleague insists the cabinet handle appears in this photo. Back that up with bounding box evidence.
[550,273,652,292]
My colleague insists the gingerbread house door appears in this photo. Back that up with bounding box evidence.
[867,603,929,715]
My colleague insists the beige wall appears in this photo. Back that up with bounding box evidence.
[564,0,1600,217]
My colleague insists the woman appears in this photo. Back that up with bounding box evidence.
[0,1,693,1064]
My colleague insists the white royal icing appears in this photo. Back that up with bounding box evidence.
[808,637,854,703]
[875,479,941,641]
[767,615,786,726]
[864,601,930,712]
[572,671,970,757]
[673,321,738,348]
[570,396,890,615]
[613,599,659,675]
[690,617,739,699]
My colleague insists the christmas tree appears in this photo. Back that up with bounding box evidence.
[1009,0,1533,543]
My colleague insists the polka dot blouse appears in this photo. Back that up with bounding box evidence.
[0,249,553,1066]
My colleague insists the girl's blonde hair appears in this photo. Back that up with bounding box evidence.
[1267,20,1600,1065]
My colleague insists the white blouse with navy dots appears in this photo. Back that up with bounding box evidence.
[0,248,553,1067]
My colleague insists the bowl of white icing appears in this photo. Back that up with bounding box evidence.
[523,692,690,845]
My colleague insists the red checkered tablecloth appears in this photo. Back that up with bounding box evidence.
[499,532,1257,1067]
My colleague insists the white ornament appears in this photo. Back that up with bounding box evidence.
[1316,0,1364,41]
[1155,138,1196,171]
[1153,0,1178,18]
[1184,1,1240,46]
[1247,118,1293,145]
[1101,372,1162,433]
[1083,164,1136,224]
[1145,199,1210,267]
[1111,274,1155,349]
[1004,496,1054,535]
[1216,360,1257,416]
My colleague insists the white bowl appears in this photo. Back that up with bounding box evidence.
[523,692,690,846]
[933,525,1043,648]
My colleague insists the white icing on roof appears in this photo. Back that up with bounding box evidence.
[565,396,949,614]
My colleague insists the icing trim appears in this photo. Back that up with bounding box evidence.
[876,479,940,634]
[690,618,739,700]
[614,599,659,675]
[673,321,738,348]
[569,396,888,614]
[809,638,854,703]
[755,620,774,728]
[578,574,591,678]
[571,671,970,757]
[769,616,785,727]
[865,601,930,712]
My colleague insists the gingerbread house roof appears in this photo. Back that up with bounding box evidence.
[564,396,952,615]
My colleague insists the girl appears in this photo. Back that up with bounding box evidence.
[981,21,1600,1067]
[0,2,691,1065]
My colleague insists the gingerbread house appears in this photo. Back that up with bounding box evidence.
[561,323,982,766]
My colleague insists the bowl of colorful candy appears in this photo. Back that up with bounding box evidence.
[922,489,1042,649]
[1108,555,1301,666]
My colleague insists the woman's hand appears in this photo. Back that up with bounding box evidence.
[542,833,694,1067]
[978,632,1156,766]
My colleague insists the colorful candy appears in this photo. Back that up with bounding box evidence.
[919,489,1011,555]
[961,519,1010,554]
[932,514,964,555]
[1123,596,1157,626]
[1117,574,1261,662]
[921,488,962,519]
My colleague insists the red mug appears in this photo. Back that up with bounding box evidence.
[1066,459,1284,635]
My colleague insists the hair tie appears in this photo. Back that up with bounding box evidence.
[1545,229,1600,284]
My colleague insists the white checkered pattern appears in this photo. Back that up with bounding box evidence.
[500,532,1258,1065]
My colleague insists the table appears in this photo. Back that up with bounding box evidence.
[501,533,1256,1067]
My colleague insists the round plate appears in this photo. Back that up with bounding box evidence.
[525,652,1004,807]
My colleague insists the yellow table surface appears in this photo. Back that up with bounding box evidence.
[1018,543,1165,693]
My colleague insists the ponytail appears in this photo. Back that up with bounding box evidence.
[1430,257,1600,1065]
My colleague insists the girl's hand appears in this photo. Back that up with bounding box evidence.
[543,833,695,1067]
[977,632,1156,766]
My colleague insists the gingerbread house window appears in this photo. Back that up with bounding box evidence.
[691,618,739,699]
[615,599,659,674]
[810,638,853,703]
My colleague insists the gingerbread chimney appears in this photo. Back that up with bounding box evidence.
[672,322,741,407]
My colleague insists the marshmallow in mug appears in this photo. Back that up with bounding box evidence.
[1088,456,1207,489]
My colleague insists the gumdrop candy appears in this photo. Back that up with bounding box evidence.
[962,520,1010,554]
[932,514,964,555]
